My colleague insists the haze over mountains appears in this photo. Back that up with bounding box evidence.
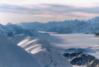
[0,16,98,35]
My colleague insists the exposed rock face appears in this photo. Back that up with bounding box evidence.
[87,59,99,67]
[63,48,99,67]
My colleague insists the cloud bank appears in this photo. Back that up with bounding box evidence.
[0,4,99,24]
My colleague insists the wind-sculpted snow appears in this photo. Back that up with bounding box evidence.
[17,33,73,67]
[0,36,41,67]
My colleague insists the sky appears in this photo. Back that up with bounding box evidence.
[0,0,99,24]
[0,0,99,7]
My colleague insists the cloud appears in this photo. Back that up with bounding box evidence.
[0,4,32,13]
[0,4,99,24]
[0,4,99,14]
[78,7,99,13]
[44,4,99,14]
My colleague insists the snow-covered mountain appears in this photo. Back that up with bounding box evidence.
[0,25,73,67]
[0,17,99,67]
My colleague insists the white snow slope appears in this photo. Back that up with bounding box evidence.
[16,33,99,67]
[0,34,73,67]
[17,37,72,67]
[0,36,41,67]
[7,32,73,67]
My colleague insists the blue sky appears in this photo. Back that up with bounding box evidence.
[0,0,99,24]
